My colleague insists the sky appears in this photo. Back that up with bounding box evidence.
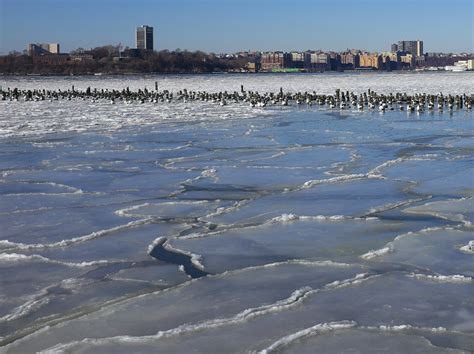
[0,0,473,55]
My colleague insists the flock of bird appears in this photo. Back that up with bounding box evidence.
[1,85,472,113]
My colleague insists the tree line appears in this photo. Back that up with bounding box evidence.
[0,46,248,75]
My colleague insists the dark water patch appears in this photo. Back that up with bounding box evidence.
[393,134,454,145]
[276,122,292,127]
[395,145,447,158]
[375,211,459,228]
[177,187,266,202]
[177,223,218,237]
[183,183,262,193]
[149,238,209,279]
[323,112,352,119]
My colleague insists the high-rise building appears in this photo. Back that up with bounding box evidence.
[391,43,398,52]
[397,40,423,56]
[27,43,60,56]
[416,41,423,57]
[136,25,154,50]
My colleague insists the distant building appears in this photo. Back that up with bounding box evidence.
[289,52,306,68]
[245,62,260,72]
[236,51,260,61]
[423,54,466,68]
[328,52,341,70]
[445,60,469,71]
[450,60,474,71]
[136,25,154,50]
[426,52,444,57]
[382,51,401,70]
[32,53,70,65]
[400,53,415,68]
[398,41,414,55]
[70,53,94,62]
[469,59,474,70]
[307,52,331,71]
[28,44,46,56]
[397,40,423,57]
[415,55,426,66]
[260,52,291,71]
[290,52,305,62]
[359,53,383,69]
[48,43,60,54]
[309,52,329,64]
[27,43,60,56]
[340,52,360,68]
[416,41,423,57]
[391,43,398,52]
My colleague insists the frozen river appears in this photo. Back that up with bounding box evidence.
[0,73,473,353]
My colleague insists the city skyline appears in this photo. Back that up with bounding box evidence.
[0,0,473,55]
[136,25,154,51]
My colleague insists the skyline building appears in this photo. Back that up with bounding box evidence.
[416,40,423,57]
[27,43,60,56]
[136,25,154,50]
[47,43,60,54]
[397,40,423,57]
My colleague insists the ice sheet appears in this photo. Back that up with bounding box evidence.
[1,73,472,353]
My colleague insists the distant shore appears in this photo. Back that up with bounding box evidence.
[2,70,473,78]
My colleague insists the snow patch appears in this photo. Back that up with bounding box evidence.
[0,252,110,268]
[271,213,299,222]
[201,168,218,180]
[369,324,447,333]
[460,241,474,254]
[324,273,373,290]
[115,203,150,217]
[408,273,473,283]
[0,297,50,323]
[360,246,392,260]
[302,173,368,189]
[271,213,373,224]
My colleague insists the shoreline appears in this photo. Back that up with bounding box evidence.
[1,70,473,78]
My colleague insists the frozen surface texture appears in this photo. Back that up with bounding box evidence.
[0,73,473,353]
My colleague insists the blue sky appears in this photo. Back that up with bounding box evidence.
[0,0,473,54]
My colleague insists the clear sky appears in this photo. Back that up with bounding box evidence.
[0,0,473,55]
